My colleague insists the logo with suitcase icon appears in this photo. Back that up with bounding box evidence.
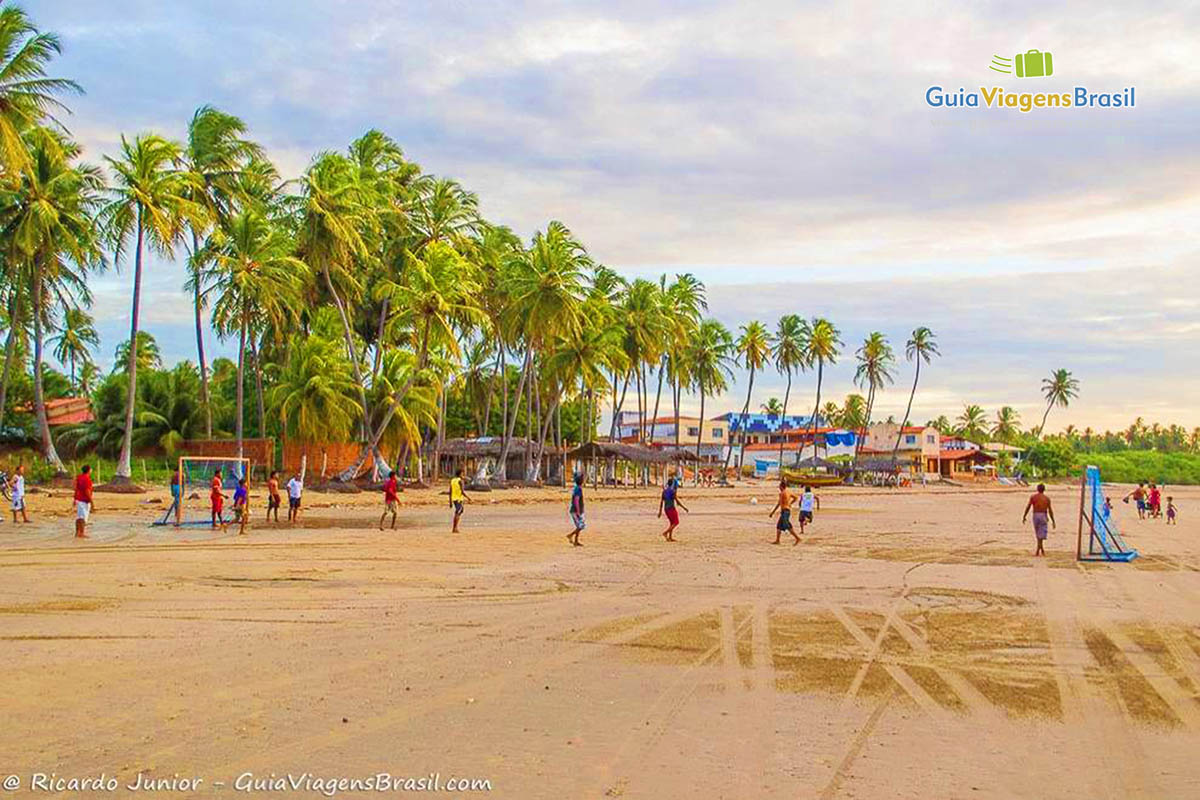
[989,50,1054,78]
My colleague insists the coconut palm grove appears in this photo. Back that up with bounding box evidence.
[2,5,1196,489]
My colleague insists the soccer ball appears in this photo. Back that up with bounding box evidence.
[749,497,759,505]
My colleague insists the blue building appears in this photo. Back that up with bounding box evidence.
[715,412,821,442]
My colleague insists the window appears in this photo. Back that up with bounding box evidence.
[905,434,917,445]
[687,426,700,437]
[712,428,723,438]
[926,434,935,444]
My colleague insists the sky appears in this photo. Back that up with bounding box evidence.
[30,0,1200,433]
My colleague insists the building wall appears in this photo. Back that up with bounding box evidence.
[181,438,274,473]
[617,416,728,445]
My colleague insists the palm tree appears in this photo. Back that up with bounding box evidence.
[761,397,783,416]
[686,319,734,469]
[295,151,378,467]
[661,274,705,452]
[850,331,896,477]
[619,278,667,445]
[112,330,162,373]
[727,320,771,475]
[0,128,103,473]
[1038,368,1079,438]
[927,415,952,434]
[956,404,988,442]
[269,326,361,449]
[77,360,98,395]
[351,241,486,478]
[51,306,97,389]
[0,5,81,179]
[182,105,264,438]
[891,327,939,466]
[804,318,842,460]
[839,394,867,431]
[991,406,1021,443]
[201,208,307,458]
[100,133,201,482]
[494,222,589,482]
[771,314,809,468]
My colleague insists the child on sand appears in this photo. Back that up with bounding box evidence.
[567,473,585,547]
[10,464,28,524]
[1148,483,1162,519]
[286,472,303,525]
[74,464,93,539]
[658,473,688,542]
[266,471,281,523]
[210,469,228,531]
[798,485,819,534]
[380,470,400,531]
[233,478,249,535]
[1022,483,1056,556]
[169,466,182,527]
[1167,497,1177,525]
[769,478,800,545]
[449,469,470,532]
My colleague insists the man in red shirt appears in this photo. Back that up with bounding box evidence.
[379,470,400,531]
[210,469,227,531]
[74,465,94,539]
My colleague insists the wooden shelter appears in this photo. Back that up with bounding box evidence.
[566,442,697,488]
[436,436,563,484]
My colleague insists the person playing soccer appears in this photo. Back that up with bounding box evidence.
[169,466,183,527]
[74,464,93,539]
[10,464,28,524]
[1166,496,1177,525]
[380,470,400,530]
[798,484,820,534]
[1022,483,1056,556]
[233,477,249,535]
[1123,482,1147,519]
[210,469,228,531]
[449,468,470,532]
[658,472,688,542]
[567,472,585,547]
[286,472,303,525]
[266,471,282,523]
[769,478,800,545]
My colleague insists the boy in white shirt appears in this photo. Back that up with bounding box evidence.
[10,464,29,523]
[798,485,820,534]
[286,473,303,525]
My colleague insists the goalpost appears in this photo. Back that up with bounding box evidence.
[154,456,251,527]
[1076,465,1138,562]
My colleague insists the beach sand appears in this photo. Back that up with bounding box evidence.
[2,481,1198,798]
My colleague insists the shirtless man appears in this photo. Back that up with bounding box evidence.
[1022,483,1056,557]
[768,478,800,545]
[1124,482,1147,519]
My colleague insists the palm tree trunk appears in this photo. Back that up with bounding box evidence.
[115,208,146,481]
[481,361,496,436]
[251,334,266,440]
[323,267,374,445]
[371,298,389,380]
[31,266,65,474]
[673,374,681,451]
[499,346,508,445]
[191,232,213,439]
[892,359,921,470]
[696,387,706,479]
[649,358,665,445]
[0,287,21,430]
[726,364,756,475]
[851,385,875,481]
[609,371,630,439]
[1039,399,1054,439]
[807,359,824,466]
[496,347,532,482]
[778,371,792,471]
[235,312,246,460]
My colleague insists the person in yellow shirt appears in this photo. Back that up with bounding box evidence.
[449,468,471,532]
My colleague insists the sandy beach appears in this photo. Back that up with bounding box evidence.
[2,481,1198,798]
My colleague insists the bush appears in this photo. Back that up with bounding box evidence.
[1026,439,1076,476]
[1080,451,1200,485]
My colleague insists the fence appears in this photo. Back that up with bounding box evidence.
[281,442,364,478]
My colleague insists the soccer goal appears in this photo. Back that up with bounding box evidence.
[154,456,251,527]
[1077,465,1138,562]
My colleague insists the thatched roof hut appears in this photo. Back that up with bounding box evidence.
[566,442,697,463]
[438,436,561,457]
